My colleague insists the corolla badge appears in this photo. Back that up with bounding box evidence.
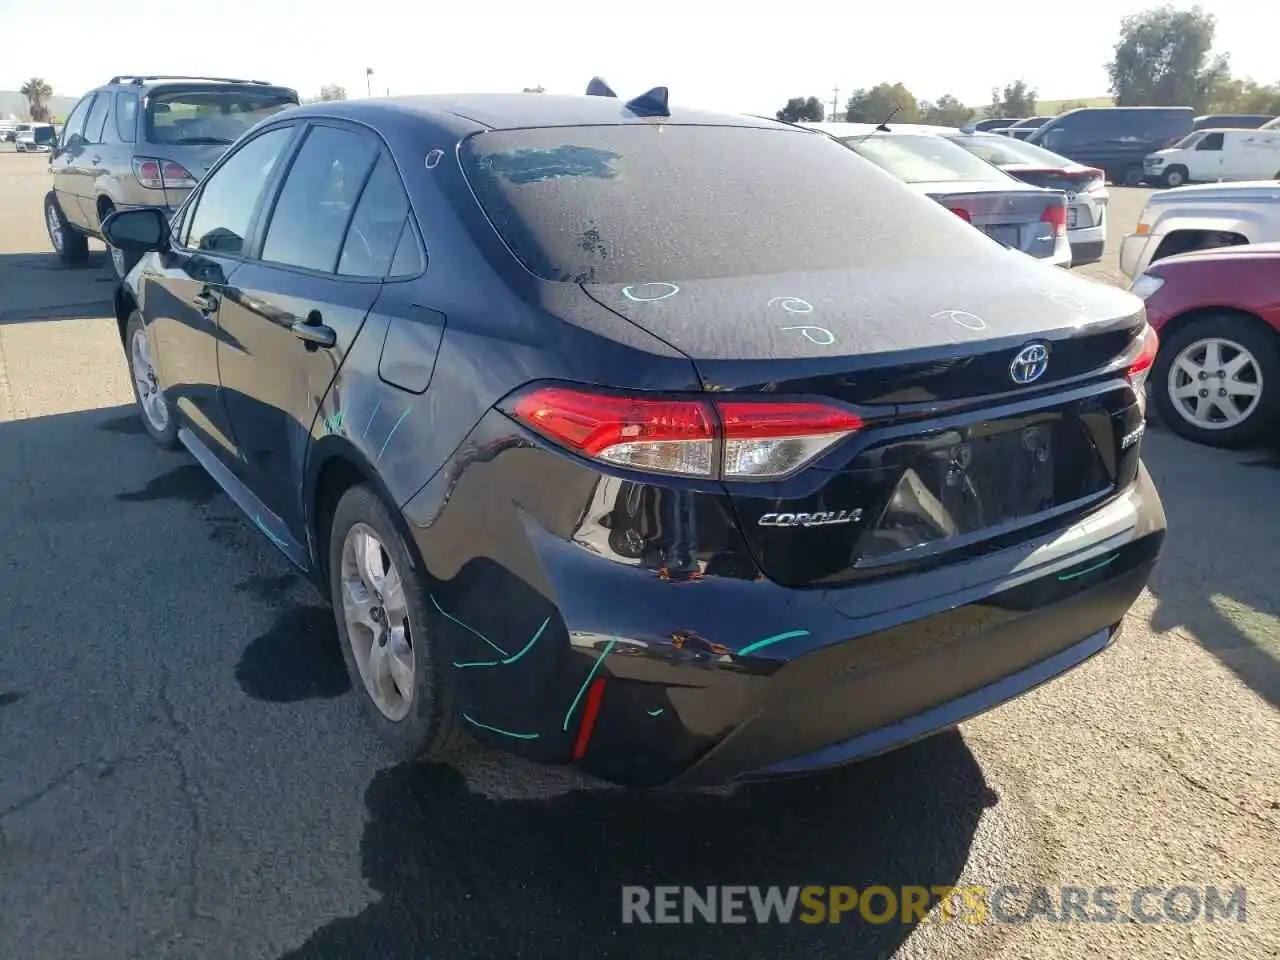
[1009,342,1050,385]
[758,509,862,528]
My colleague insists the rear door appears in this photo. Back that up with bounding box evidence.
[215,121,400,542]
[1239,131,1280,179]
[69,93,113,226]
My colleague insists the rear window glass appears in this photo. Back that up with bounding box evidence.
[842,134,1008,184]
[459,125,986,284]
[949,134,1073,168]
[145,88,297,146]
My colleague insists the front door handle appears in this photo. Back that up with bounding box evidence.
[290,319,337,348]
[192,292,218,313]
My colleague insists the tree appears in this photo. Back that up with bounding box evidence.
[1107,5,1223,110]
[988,80,1037,119]
[522,85,546,94]
[319,84,347,101]
[844,83,920,123]
[920,94,974,127]
[20,77,53,122]
[776,96,825,123]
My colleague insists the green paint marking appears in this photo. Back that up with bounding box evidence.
[562,638,617,731]
[322,411,344,436]
[737,629,810,658]
[647,708,665,718]
[462,713,540,740]
[1058,555,1117,582]
[453,617,552,669]
[431,595,509,657]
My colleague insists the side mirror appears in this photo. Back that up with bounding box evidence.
[102,207,170,253]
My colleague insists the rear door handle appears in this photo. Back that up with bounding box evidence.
[192,292,218,313]
[290,319,337,348]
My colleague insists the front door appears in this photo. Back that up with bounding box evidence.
[147,124,299,462]
[68,93,113,225]
[49,93,95,229]
[1190,132,1225,181]
[216,123,405,542]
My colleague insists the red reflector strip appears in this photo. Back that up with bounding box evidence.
[571,677,608,760]
[947,207,972,222]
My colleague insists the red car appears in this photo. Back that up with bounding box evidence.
[1129,242,1280,448]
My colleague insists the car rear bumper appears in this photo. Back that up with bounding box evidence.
[404,410,1166,788]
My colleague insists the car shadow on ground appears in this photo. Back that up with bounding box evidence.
[272,731,992,960]
[0,251,114,324]
[1141,430,1280,708]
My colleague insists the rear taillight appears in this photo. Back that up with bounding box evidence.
[1040,202,1067,236]
[1127,324,1159,413]
[947,207,973,222]
[132,157,197,190]
[1082,167,1106,192]
[508,386,864,480]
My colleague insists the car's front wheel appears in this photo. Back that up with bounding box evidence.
[1161,165,1189,188]
[1152,313,1279,448]
[125,311,179,448]
[44,191,89,265]
[329,485,466,759]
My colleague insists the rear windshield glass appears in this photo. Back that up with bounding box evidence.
[145,88,297,145]
[949,134,1073,167]
[841,134,1007,184]
[459,125,984,284]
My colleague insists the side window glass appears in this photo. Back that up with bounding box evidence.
[83,93,112,145]
[186,127,293,254]
[261,126,379,272]
[338,152,413,278]
[1198,132,1224,151]
[388,219,425,278]
[115,93,139,143]
[60,94,95,148]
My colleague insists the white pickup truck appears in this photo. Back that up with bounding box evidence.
[1119,180,1280,278]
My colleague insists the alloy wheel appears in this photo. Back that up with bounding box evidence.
[46,203,63,253]
[111,246,126,278]
[340,523,415,721]
[130,328,169,432]
[1166,337,1263,430]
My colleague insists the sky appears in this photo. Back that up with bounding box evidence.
[1,0,1275,115]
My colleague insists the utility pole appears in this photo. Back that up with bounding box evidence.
[366,68,373,98]
[831,84,841,122]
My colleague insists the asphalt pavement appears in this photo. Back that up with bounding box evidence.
[1,149,1277,960]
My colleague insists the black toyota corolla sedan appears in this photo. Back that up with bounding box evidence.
[103,83,1166,788]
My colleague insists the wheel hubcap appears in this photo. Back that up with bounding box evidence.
[341,523,415,721]
[46,204,62,251]
[130,328,169,432]
[111,246,126,277]
[1167,336,1263,430]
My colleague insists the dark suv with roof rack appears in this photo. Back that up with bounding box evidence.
[44,74,298,280]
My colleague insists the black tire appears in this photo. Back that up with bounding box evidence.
[44,191,89,265]
[1152,313,1280,449]
[124,310,179,449]
[328,484,467,760]
[1161,165,1189,189]
[1121,165,1145,187]
[100,203,141,282]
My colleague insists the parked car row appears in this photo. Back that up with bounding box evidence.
[93,79,1167,789]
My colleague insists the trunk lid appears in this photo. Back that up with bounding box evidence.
[583,264,1148,588]
[922,184,1066,258]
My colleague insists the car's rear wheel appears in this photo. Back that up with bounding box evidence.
[1121,165,1145,187]
[125,311,179,448]
[329,485,466,759]
[1161,165,1189,188]
[1152,314,1280,448]
[44,191,89,265]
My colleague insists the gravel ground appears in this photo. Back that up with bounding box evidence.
[1,151,1276,960]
